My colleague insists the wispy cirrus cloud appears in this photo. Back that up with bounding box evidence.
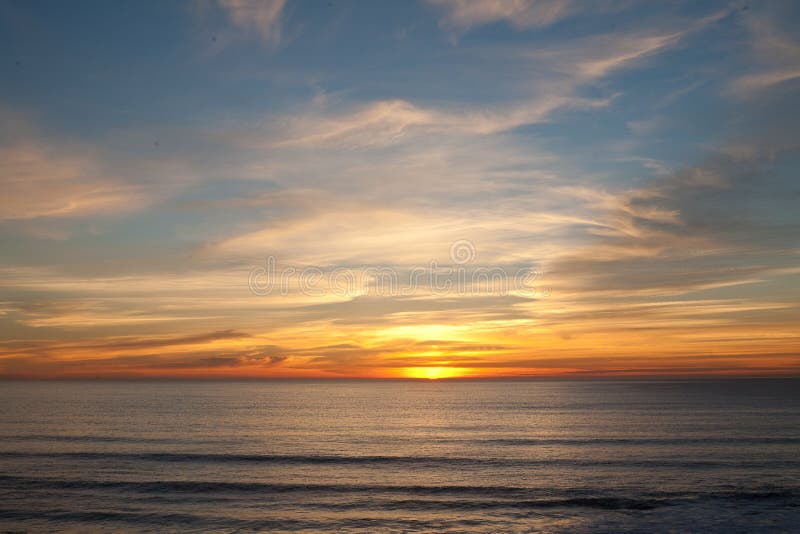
[223,12,723,153]
[0,108,204,223]
[0,141,149,221]
[238,95,609,149]
[0,108,149,221]
[428,0,597,34]
[217,0,287,47]
[731,9,800,97]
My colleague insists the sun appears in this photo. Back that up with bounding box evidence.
[403,366,466,380]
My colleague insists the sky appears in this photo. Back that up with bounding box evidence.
[0,0,799,379]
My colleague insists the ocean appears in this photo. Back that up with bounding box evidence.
[0,379,798,532]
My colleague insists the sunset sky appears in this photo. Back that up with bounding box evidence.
[1,0,798,378]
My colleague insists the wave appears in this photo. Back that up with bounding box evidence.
[0,475,796,511]
[0,434,187,444]
[0,450,797,469]
[3,434,798,446]
[480,437,800,446]
[0,508,480,531]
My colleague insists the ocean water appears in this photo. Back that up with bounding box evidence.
[0,379,798,533]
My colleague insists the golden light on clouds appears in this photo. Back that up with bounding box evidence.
[0,1,798,380]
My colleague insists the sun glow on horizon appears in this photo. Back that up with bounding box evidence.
[402,366,470,380]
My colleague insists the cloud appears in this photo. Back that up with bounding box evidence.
[204,181,616,269]
[69,330,251,351]
[199,13,740,274]
[0,330,250,354]
[235,96,609,150]
[516,9,728,80]
[0,108,199,222]
[218,0,287,47]
[429,0,586,34]
[550,32,683,81]
[734,68,800,96]
[0,327,295,378]
[544,149,800,301]
[0,140,146,221]
[731,9,800,96]
[224,14,722,153]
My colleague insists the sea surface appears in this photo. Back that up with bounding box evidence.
[0,379,798,533]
